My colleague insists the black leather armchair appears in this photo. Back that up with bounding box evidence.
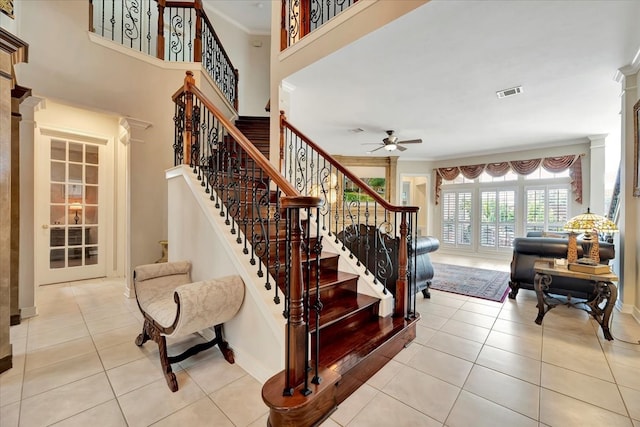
[509,234,615,299]
[337,224,440,298]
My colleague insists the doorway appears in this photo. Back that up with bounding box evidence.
[36,130,108,284]
[33,101,124,286]
[401,174,429,236]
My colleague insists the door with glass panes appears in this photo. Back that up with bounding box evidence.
[36,131,106,284]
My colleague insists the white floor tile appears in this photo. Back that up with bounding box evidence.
[406,345,473,387]
[151,397,235,427]
[425,331,483,362]
[382,365,460,422]
[22,351,104,399]
[463,365,539,419]
[475,345,541,385]
[540,388,632,427]
[19,373,115,427]
[446,390,537,427]
[346,391,442,427]
[541,363,626,415]
[331,383,378,426]
[117,371,205,427]
[50,399,128,427]
[209,375,269,426]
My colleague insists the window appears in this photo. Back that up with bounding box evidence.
[525,186,569,232]
[439,163,574,251]
[480,190,515,248]
[442,191,472,246]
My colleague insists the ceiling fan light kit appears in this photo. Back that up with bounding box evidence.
[363,129,422,153]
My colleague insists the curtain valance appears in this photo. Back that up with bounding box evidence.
[434,154,583,205]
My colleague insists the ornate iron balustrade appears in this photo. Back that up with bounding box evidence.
[90,0,238,109]
[280,112,420,319]
[280,0,359,50]
[172,71,322,400]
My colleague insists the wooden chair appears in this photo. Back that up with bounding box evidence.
[133,260,244,391]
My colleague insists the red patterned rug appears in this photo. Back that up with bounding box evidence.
[430,263,511,302]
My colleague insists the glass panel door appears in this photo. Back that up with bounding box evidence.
[38,135,105,284]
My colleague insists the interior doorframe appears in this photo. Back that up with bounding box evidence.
[35,125,112,285]
[399,172,431,236]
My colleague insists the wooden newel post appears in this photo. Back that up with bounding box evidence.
[183,71,195,166]
[395,212,408,318]
[194,0,203,63]
[283,201,307,394]
[156,0,166,60]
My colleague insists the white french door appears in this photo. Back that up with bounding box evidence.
[36,130,107,285]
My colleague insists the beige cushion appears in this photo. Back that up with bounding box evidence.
[134,261,244,335]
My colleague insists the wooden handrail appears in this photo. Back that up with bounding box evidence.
[280,112,419,214]
[175,73,316,203]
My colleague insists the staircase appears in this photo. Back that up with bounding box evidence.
[235,116,270,159]
[172,72,420,426]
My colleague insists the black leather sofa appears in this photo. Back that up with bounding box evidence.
[509,232,615,299]
[337,224,440,298]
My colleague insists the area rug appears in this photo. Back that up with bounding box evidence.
[430,263,511,302]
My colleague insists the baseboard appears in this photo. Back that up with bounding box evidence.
[20,306,37,319]
[0,352,13,374]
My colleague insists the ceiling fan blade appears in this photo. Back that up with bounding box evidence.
[397,139,422,144]
[368,146,385,153]
[396,145,408,152]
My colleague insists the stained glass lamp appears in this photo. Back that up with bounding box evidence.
[563,208,618,265]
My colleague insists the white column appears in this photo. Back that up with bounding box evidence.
[587,135,607,215]
[18,97,44,319]
[616,65,639,315]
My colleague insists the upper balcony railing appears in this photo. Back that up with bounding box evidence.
[89,0,238,110]
[280,0,359,50]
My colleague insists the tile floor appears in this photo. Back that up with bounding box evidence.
[2,258,640,426]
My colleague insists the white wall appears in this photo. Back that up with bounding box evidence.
[167,166,284,382]
[204,5,270,117]
[13,1,246,293]
[269,0,428,164]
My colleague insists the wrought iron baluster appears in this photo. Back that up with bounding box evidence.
[274,193,281,305]
[311,207,322,385]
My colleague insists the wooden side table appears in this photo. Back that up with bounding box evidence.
[533,261,618,340]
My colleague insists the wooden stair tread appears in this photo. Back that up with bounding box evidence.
[318,315,409,376]
[309,290,378,333]
[316,271,359,289]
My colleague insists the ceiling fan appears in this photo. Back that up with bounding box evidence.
[364,130,422,153]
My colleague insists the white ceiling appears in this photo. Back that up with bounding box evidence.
[207,0,640,161]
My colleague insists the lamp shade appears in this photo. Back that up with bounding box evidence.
[563,208,618,233]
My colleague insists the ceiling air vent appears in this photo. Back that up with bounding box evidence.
[496,86,523,99]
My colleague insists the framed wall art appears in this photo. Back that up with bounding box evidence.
[0,0,14,19]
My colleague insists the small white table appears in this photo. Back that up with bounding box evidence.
[533,261,618,340]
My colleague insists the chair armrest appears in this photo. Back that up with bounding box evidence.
[171,275,245,337]
[134,260,191,282]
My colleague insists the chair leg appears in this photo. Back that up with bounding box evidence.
[147,324,178,392]
[135,319,151,346]
[214,324,235,364]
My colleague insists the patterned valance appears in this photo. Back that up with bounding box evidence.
[434,154,583,205]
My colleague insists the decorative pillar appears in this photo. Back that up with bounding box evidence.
[18,96,42,320]
[587,134,607,216]
[0,27,28,374]
[615,62,639,313]
[9,85,31,325]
